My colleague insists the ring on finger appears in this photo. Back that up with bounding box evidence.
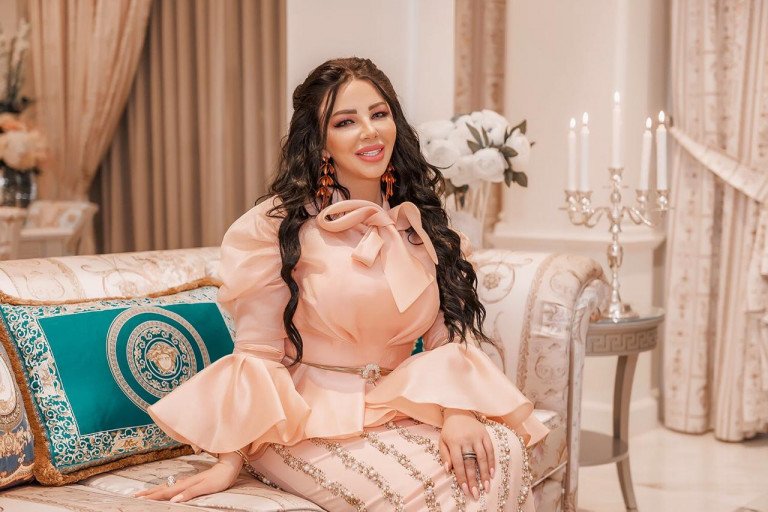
[461,451,477,460]
[166,475,177,487]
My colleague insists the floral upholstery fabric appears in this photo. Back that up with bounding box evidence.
[529,409,566,486]
[0,454,322,511]
[0,248,219,301]
[473,250,607,512]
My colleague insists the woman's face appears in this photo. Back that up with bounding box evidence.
[322,79,397,184]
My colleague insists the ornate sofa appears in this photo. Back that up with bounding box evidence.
[0,247,605,511]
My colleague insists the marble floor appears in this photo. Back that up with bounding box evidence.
[577,427,768,512]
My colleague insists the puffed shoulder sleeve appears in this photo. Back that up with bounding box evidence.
[365,232,548,447]
[147,198,310,455]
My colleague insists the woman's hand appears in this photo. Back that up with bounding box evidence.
[439,409,495,500]
[134,452,242,503]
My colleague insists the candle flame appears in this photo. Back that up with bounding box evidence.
[582,112,589,125]
[658,110,666,123]
[570,118,576,129]
[614,91,620,104]
[646,117,652,129]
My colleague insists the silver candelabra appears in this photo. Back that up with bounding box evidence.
[563,168,670,321]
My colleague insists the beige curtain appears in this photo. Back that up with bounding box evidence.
[28,0,152,252]
[454,0,507,229]
[663,0,768,441]
[95,0,285,253]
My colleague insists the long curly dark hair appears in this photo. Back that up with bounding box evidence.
[262,57,490,365]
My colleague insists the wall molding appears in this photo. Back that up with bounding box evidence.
[489,222,666,252]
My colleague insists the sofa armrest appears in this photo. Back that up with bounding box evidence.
[473,250,607,415]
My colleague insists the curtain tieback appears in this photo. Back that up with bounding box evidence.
[670,127,768,203]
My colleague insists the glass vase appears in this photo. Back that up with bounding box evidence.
[15,169,37,207]
[0,163,18,206]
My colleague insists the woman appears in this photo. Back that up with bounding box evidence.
[138,57,546,511]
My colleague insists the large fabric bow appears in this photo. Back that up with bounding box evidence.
[316,200,439,313]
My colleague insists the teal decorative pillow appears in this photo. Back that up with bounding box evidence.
[0,342,34,489]
[0,280,234,485]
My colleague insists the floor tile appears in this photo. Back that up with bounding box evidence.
[577,428,768,512]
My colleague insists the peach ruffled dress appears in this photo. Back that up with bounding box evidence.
[148,195,547,511]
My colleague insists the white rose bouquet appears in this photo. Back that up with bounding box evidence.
[0,19,46,173]
[0,20,47,207]
[418,109,532,207]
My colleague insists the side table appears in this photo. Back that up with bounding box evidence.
[579,308,664,512]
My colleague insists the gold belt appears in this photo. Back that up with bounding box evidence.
[301,361,393,384]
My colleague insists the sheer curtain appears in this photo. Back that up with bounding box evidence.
[28,0,152,253]
[663,0,768,441]
[95,0,285,253]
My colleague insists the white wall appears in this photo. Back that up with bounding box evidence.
[493,0,670,436]
[285,0,454,127]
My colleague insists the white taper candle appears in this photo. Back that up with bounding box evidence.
[639,117,652,190]
[568,118,577,190]
[656,111,667,190]
[580,112,590,191]
[611,92,623,168]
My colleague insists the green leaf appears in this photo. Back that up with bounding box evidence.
[481,128,490,147]
[530,140,536,147]
[510,119,527,135]
[465,123,484,146]
[513,171,529,187]
[467,140,482,153]
[445,180,468,197]
[500,146,518,158]
[504,168,513,187]
[504,127,512,142]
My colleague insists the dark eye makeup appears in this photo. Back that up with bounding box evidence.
[333,110,389,128]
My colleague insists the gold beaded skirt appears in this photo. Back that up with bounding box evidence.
[250,418,534,512]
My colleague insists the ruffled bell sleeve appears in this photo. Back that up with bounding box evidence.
[147,199,311,456]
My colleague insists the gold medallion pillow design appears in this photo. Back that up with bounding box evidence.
[0,342,34,489]
[0,280,234,485]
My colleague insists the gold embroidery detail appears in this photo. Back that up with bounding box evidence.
[270,443,366,511]
[386,421,466,511]
[234,449,282,491]
[424,422,489,512]
[310,438,404,511]
[515,433,532,510]
[482,419,532,512]
[361,430,441,512]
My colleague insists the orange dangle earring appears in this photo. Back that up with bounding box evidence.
[316,155,335,209]
[381,163,396,201]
